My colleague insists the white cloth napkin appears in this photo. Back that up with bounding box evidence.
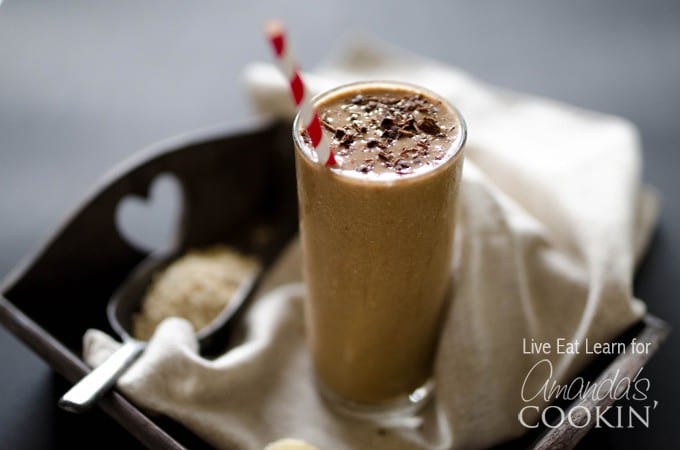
[84,39,659,450]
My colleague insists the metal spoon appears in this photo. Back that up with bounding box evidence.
[58,250,259,413]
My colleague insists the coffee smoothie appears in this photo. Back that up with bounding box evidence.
[293,81,466,414]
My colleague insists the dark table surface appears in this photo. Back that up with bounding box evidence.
[1,1,678,448]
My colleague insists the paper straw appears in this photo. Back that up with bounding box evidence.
[265,21,337,167]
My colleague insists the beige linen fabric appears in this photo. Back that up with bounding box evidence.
[84,40,659,449]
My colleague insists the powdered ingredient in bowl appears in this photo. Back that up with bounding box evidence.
[132,245,257,341]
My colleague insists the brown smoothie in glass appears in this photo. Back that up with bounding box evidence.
[293,81,466,414]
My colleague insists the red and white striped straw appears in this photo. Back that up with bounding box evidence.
[265,21,336,167]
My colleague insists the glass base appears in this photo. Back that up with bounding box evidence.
[318,378,435,421]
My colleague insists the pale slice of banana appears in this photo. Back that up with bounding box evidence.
[264,438,321,450]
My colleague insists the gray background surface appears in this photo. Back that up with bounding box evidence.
[1,0,678,448]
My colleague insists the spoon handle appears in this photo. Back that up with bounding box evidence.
[58,340,146,413]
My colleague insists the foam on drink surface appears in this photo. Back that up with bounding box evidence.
[301,85,461,180]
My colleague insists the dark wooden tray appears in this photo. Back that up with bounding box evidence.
[0,120,669,450]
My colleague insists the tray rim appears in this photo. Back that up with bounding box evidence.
[0,297,186,449]
[0,117,277,450]
[0,118,671,449]
[1,292,669,449]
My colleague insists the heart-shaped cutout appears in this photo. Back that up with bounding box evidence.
[115,173,184,253]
